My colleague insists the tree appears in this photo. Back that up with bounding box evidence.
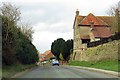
[51,38,65,60]
[62,39,73,61]
[1,3,39,65]
[1,3,21,65]
[16,39,39,64]
[107,2,120,34]
[0,2,21,22]
[2,15,18,65]
[16,22,38,64]
[51,38,73,61]
[20,24,34,41]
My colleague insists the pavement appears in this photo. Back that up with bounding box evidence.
[68,65,119,77]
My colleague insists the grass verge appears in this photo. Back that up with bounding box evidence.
[68,60,119,72]
[2,63,37,78]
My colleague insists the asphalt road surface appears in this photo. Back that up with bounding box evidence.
[17,66,117,78]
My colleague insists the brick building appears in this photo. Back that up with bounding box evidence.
[39,50,53,62]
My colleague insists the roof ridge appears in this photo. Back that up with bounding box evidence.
[79,13,109,26]
[97,16,114,18]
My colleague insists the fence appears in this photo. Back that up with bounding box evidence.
[87,32,120,47]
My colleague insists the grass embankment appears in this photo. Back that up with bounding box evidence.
[3,63,37,78]
[69,60,119,72]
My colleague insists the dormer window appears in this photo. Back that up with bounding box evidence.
[89,20,94,25]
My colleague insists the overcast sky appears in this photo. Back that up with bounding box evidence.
[1,0,119,53]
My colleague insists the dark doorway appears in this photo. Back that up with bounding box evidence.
[82,39,90,43]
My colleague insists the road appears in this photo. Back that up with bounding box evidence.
[16,65,117,78]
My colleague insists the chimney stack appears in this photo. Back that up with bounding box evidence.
[76,9,79,16]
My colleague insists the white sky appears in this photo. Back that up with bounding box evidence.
[1,0,119,53]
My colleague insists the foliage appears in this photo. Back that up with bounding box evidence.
[2,16,18,65]
[20,25,34,41]
[16,39,39,64]
[59,53,64,60]
[51,38,65,60]
[51,38,73,61]
[63,39,73,60]
[1,3,38,65]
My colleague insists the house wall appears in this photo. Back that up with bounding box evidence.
[73,17,82,59]
[73,22,96,61]
[73,16,81,51]
[74,26,96,51]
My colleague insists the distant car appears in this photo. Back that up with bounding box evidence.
[42,61,47,64]
[52,60,59,66]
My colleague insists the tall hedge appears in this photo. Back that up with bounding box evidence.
[1,3,39,65]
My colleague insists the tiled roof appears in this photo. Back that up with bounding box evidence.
[79,13,108,26]
[73,16,85,28]
[97,16,114,26]
[92,26,111,38]
[76,14,113,27]
[39,50,53,62]
[75,13,112,38]
[77,16,85,23]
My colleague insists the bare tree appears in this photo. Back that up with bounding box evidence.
[20,24,34,41]
[118,1,120,32]
[0,2,21,22]
[107,3,119,16]
[107,2,120,34]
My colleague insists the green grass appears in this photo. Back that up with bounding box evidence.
[68,60,119,72]
[2,63,37,78]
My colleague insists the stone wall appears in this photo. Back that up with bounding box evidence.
[72,40,119,61]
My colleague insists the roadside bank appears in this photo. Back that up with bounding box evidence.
[2,63,38,78]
